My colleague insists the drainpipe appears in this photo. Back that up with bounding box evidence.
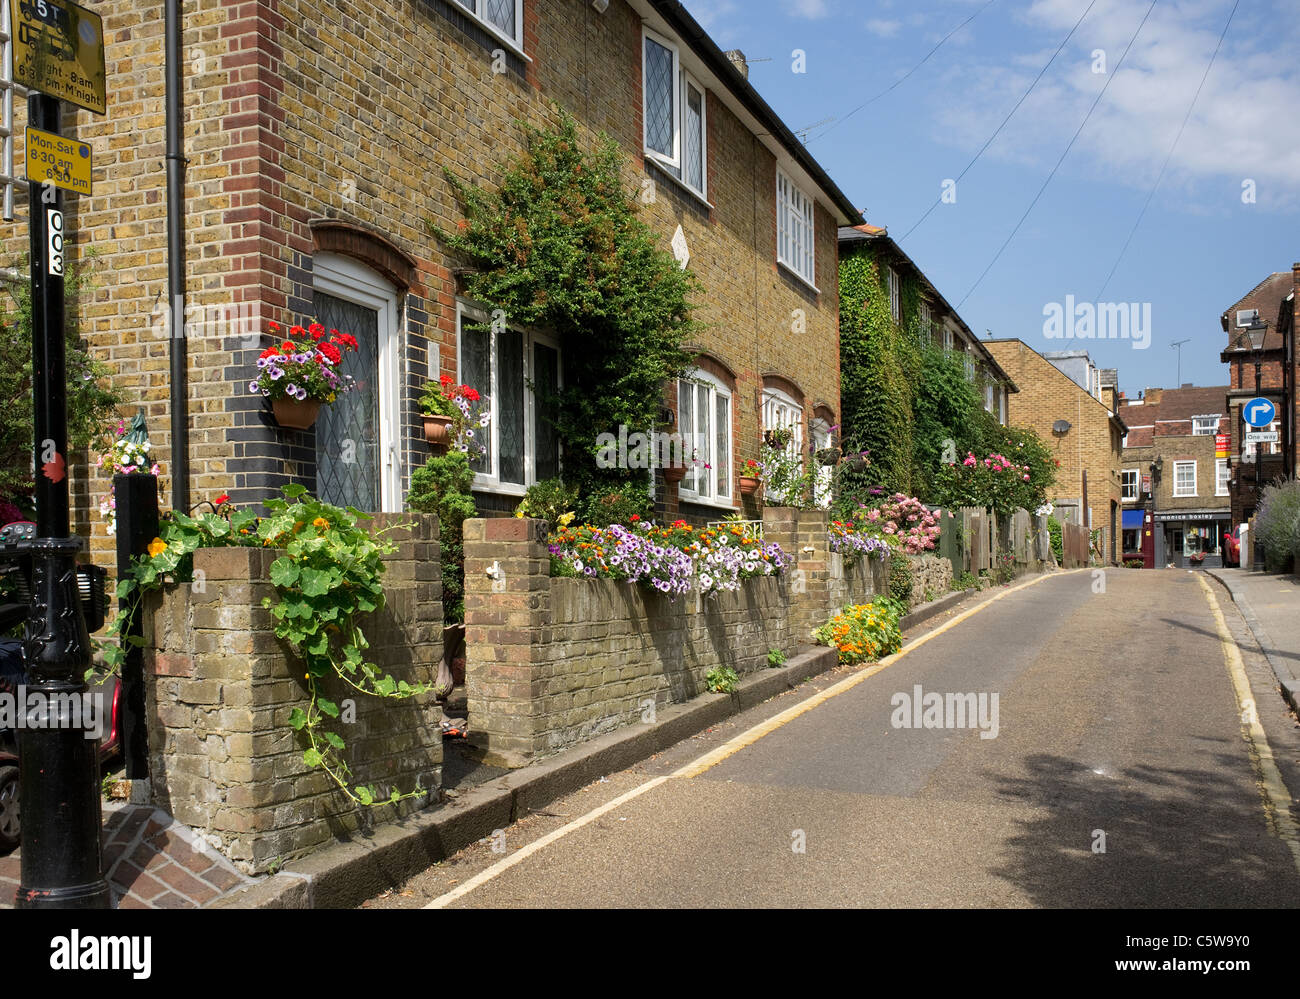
[166,0,189,512]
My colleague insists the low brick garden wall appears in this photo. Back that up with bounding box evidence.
[905,553,953,606]
[463,518,794,766]
[142,514,444,874]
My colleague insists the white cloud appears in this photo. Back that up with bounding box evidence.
[866,18,902,38]
[791,0,830,19]
[683,0,740,32]
[931,0,1300,208]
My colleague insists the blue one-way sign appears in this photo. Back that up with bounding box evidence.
[1244,397,1276,428]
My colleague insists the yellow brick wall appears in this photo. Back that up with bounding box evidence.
[4,0,844,562]
[985,340,1123,557]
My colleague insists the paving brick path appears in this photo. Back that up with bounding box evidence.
[0,804,255,908]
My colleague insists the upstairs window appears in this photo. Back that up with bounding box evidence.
[455,0,524,51]
[1216,458,1229,496]
[643,30,707,199]
[1121,469,1139,502]
[1192,415,1219,436]
[776,167,815,287]
[1173,460,1197,497]
[887,266,900,323]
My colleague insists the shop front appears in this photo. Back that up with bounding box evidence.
[1121,507,1155,568]
[1153,510,1230,568]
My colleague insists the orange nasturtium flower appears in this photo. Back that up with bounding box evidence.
[312,517,328,529]
[147,537,167,558]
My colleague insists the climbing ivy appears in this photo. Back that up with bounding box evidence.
[838,249,915,497]
[434,110,702,504]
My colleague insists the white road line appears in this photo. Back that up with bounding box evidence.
[424,570,1080,908]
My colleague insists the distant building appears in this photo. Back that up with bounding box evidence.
[984,340,1125,564]
[1217,269,1297,525]
[1119,386,1230,568]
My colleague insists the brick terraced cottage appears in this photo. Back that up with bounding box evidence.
[12,0,863,555]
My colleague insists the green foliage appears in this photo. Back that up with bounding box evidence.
[1255,480,1300,572]
[929,426,1057,515]
[97,486,429,807]
[767,647,787,668]
[704,666,739,694]
[0,252,122,497]
[951,569,979,591]
[408,452,478,623]
[1047,516,1064,564]
[417,381,458,418]
[757,426,821,510]
[889,552,913,605]
[814,597,905,665]
[514,477,579,530]
[435,110,700,506]
[1124,559,1144,569]
[578,483,653,527]
[910,345,984,498]
[838,251,914,497]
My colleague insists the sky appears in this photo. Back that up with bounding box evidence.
[683,0,1300,398]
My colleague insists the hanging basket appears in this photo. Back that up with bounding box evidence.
[271,398,321,431]
[423,415,455,446]
[739,475,761,495]
[662,464,686,484]
[815,447,840,467]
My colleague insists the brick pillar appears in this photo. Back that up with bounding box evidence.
[463,517,552,767]
[143,515,443,874]
[763,506,830,642]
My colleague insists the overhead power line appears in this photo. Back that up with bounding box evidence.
[1094,0,1241,301]
[956,0,1160,309]
[899,0,1098,243]
[806,0,997,147]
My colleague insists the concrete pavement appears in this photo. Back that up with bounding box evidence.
[1207,568,1300,713]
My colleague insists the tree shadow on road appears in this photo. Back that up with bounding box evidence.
[987,752,1299,908]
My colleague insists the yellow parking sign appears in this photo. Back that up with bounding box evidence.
[26,125,92,195]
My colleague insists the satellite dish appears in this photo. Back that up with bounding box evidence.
[1052,420,1071,435]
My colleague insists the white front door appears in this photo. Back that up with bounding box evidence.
[312,253,402,512]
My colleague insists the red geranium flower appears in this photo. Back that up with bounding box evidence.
[268,321,280,332]
[259,347,279,359]
[464,387,480,402]
[308,323,325,340]
[215,493,230,506]
[281,341,295,353]
[317,342,343,365]
[335,333,358,350]
[440,374,453,386]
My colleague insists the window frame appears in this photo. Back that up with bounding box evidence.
[455,0,526,57]
[1215,458,1229,496]
[1191,415,1219,436]
[313,252,403,513]
[1121,468,1140,502]
[775,165,816,288]
[676,370,733,508]
[762,386,805,505]
[809,416,834,510]
[887,266,900,323]
[1173,460,1197,498]
[642,28,682,174]
[456,301,562,497]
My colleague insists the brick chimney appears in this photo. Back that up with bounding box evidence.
[1145,387,1163,406]
[725,49,749,79]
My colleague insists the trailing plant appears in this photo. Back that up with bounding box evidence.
[407,451,479,624]
[0,250,121,498]
[95,413,161,536]
[756,427,819,510]
[435,109,701,508]
[420,375,490,461]
[97,485,429,806]
[248,321,358,404]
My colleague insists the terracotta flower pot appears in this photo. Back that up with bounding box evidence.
[739,475,761,495]
[423,414,455,446]
[662,464,686,484]
[272,398,321,431]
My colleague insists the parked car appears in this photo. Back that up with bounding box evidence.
[1223,527,1241,568]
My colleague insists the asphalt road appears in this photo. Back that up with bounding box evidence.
[366,569,1300,909]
